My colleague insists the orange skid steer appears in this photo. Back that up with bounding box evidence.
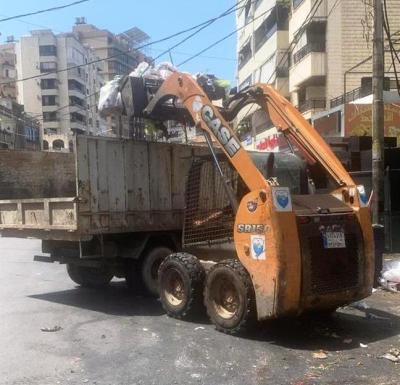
[143,72,374,333]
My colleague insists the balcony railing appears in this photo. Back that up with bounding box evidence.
[293,42,325,65]
[330,87,370,108]
[330,77,396,108]
[298,99,326,112]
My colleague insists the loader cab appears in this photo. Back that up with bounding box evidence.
[182,151,308,252]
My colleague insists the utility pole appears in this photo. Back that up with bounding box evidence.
[372,0,385,225]
[372,0,385,285]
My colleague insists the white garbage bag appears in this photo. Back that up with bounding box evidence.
[155,62,177,80]
[129,62,150,78]
[129,61,177,81]
[98,77,123,116]
[380,259,400,292]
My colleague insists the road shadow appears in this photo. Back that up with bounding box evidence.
[242,305,400,352]
[29,281,165,317]
[29,280,211,324]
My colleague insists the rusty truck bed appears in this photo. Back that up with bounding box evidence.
[0,136,206,241]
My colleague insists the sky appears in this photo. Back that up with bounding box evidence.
[0,0,238,83]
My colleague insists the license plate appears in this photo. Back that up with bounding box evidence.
[322,230,346,249]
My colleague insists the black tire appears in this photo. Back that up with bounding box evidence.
[141,247,173,296]
[158,253,205,319]
[66,264,113,288]
[204,259,255,334]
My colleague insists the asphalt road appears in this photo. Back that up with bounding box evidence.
[1,237,399,385]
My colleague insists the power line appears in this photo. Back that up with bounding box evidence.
[1,2,247,86]
[151,48,237,62]
[177,4,277,67]
[151,0,246,63]
[0,0,89,23]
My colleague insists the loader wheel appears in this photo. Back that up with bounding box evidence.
[158,253,205,319]
[141,247,173,296]
[204,259,255,334]
[66,264,113,288]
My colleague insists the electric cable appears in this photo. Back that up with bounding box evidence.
[1,1,249,86]
[0,0,89,23]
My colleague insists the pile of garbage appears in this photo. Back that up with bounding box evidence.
[380,259,400,292]
[98,61,231,118]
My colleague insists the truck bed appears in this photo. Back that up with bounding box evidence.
[0,136,206,241]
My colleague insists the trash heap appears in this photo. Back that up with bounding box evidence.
[98,61,230,119]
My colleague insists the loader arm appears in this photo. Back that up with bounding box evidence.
[143,72,267,192]
[224,84,355,187]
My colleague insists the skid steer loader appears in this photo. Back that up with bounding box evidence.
[142,72,374,333]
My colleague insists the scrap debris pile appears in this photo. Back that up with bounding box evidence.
[98,61,230,119]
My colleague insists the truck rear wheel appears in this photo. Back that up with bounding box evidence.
[204,259,255,334]
[66,264,113,288]
[158,253,205,319]
[141,247,173,296]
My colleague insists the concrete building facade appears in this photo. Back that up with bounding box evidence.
[236,0,290,94]
[0,41,18,101]
[15,29,104,141]
[73,20,150,137]
[237,0,400,132]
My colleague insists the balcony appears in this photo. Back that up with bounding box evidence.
[289,45,326,92]
[298,98,326,113]
[293,42,325,64]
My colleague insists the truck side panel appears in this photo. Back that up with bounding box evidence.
[75,136,208,235]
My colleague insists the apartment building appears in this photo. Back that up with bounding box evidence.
[236,0,290,94]
[0,40,18,101]
[73,19,149,82]
[237,0,400,140]
[15,29,104,143]
[73,20,150,137]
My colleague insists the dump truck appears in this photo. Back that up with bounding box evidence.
[0,71,374,334]
[0,137,210,295]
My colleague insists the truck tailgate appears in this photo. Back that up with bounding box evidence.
[0,198,77,231]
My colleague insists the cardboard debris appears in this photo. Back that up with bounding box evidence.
[312,351,328,359]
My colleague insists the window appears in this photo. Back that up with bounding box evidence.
[68,79,85,93]
[24,127,39,142]
[69,96,85,107]
[70,112,86,123]
[239,75,252,91]
[43,111,57,122]
[67,47,84,65]
[238,41,252,69]
[254,16,277,51]
[244,0,252,23]
[41,79,57,89]
[39,45,57,56]
[40,62,57,73]
[42,95,57,106]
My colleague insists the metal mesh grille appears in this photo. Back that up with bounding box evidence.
[183,160,238,246]
[309,233,359,294]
